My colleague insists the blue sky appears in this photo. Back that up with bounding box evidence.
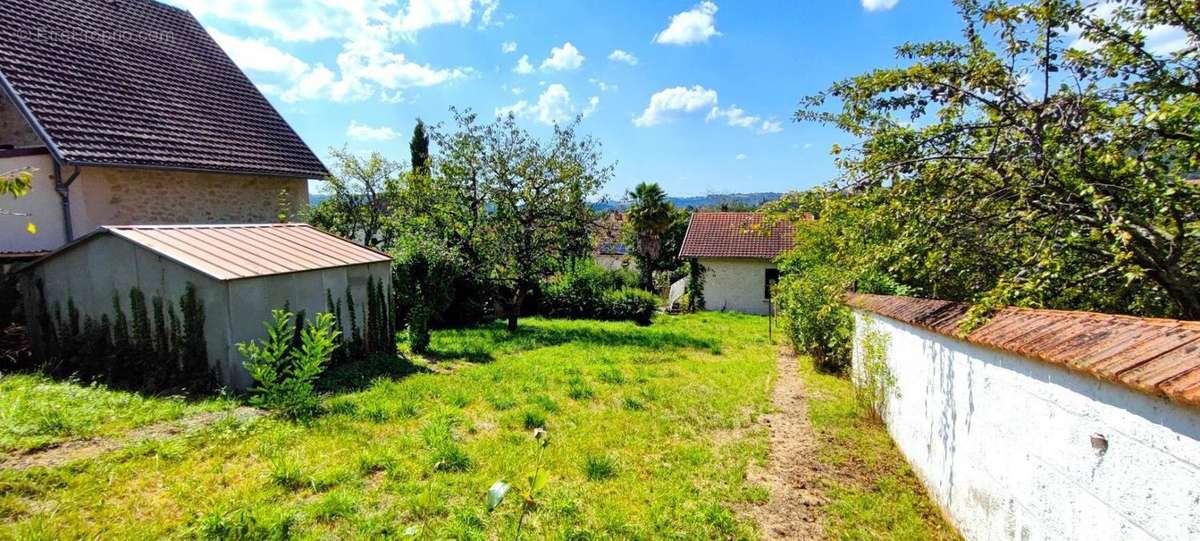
[167,0,966,199]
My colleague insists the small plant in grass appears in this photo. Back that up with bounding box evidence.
[239,310,340,420]
[522,409,547,430]
[622,396,645,411]
[567,380,594,400]
[267,454,308,490]
[597,368,626,385]
[195,507,296,541]
[422,413,473,472]
[310,490,357,522]
[487,428,551,539]
[488,393,518,411]
[582,454,617,481]
[854,322,896,423]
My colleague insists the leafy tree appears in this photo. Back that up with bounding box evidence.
[411,118,431,175]
[798,0,1200,320]
[478,114,611,330]
[307,148,403,250]
[1,166,36,234]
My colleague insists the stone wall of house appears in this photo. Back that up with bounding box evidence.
[0,92,43,148]
[75,167,309,233]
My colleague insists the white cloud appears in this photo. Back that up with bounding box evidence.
[347,120,399,141]
[758,120,783,134]
[861,0,899,12]
[634,87,781,133]
[735,153,747,160]
[589,78,617,92]
[208,29,310,80]
[540,42,585,71]
[583,96,600,118]
[1068,2,1191,55]
[708,105,783,134]
[393,0,476,34]
[497,84,593,126]
[513,54,534,74]
[608,49,638,65]
[501,40,518,53]
[633,85,719,127]
[707,105,758,128]
[171,0,481,103]
[654,1,720,46]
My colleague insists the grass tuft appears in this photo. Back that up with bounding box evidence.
[582,454,617,481]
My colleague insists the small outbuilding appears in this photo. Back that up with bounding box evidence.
[20,224,392,391]
[678,212,794,315]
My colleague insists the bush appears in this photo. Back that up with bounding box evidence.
[774,265,853,373]
[392,236,463,353]
[600,288,658,326]
[540,262,637,319]
[239,310,340,420]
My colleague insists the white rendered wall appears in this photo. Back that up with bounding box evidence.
[699,258,774,315]
[852,311,1200,541]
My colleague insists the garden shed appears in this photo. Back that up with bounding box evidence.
[19,224,392,391]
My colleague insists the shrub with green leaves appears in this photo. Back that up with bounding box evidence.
[600,288,658,326]
[540,262,638,319]
[392,235,463,353]
[239,310,340,420]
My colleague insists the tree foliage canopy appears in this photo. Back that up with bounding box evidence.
[787,0,1200,320]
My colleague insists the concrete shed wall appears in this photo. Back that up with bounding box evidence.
[852,310,1200,541]
[698,257,775,315]
[223,261,390,390]
[23,235,391,391]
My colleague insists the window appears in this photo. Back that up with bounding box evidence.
[765,268,780,299]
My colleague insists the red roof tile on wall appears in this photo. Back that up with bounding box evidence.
[679,212,795,259]
[847,293,1200,408]
[0,0,328,179]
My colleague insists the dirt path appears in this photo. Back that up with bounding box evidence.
[0,406,263,470]
[746,347,829,540]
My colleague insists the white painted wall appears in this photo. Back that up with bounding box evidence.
[852,310,1200,541]
[699,258,774,315]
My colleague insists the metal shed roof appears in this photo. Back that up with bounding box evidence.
[24,224,390,281]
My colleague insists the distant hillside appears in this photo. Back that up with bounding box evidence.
[310,192,784,211]
[594,192,784,211]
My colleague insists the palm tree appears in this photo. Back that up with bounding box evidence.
[625,182,673,290]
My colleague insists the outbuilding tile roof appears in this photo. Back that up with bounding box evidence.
[847,293,1200,408]
[679,212,795,259]
[26,224,391,281]
[0,0,328,179]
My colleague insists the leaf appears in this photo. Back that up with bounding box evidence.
[26,222,36,235]
[528,470,548,494]
[486,480,511,512]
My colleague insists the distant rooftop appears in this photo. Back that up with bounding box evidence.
[678,212,795,259]
[0,0,328,179]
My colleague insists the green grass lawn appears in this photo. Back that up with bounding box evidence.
[0,374,235,454]
[796,356,960,540]
[0,314,777,540]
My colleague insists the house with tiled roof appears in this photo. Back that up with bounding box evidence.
[0,0,328,258]
[678,212,795,315]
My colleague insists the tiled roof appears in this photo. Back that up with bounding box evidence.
[679,212,795,259]
[0,0,328,179]
[25,224,390,281]
[847,293,1200,408]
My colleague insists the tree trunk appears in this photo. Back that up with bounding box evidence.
[507,314,518,332]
